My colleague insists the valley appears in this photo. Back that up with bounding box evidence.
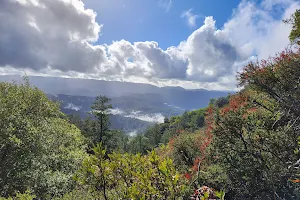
[1,75,230,134]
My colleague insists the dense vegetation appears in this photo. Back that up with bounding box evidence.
[0,79,87,199]
[0,9,300,200]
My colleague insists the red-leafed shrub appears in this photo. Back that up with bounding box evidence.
[210,48,300,199]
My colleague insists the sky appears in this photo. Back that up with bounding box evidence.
[0,0,299,91]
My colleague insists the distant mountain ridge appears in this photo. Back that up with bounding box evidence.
[0,75,232,110]
[0,75,233,134]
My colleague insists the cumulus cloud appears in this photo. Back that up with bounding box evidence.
[0,0,299,90]
[178,0,299,88]
[181,9,199,28]
[107,40,187,79]
[0,0,109,72]
[179,16,242,82]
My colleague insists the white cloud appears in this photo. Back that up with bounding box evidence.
[261,0,294,10]
[64,103,82,111]
[181,9,199,28]
[158,0,172,12]
[128,130,138,137]
[107,40,187,79]
[0,0,299,91]
[109,108,165,123]
[109,108,125,115]
[179,16,242,82]
[222,1,299,60]
[125,110,165,123]
[0,0,107,73]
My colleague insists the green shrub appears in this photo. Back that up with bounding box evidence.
[75,143,189,199]
[0,81,87,198]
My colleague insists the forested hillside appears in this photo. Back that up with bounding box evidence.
[47,93,184,134]
[0,9,300,200]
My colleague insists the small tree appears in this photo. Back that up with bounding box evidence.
[164,116,170,124]
[91,96,112,145]
[284,9,300,44]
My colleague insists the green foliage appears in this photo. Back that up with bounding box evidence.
[127,134,152,154]
[90,96,112,144]
[0,81,86,199]
[215,189,225,200]
[69,115,129,153]
[75,144,189,199]
[144,123,164,147]
[237,48,300,196]
[209,96,230,108]
[109,114,150,133]
[129,107,208,155]
[210,47,300,199]
[174,108,206,131]
[284,9,300,43]
[0,190,36,200]
[70,96,130,153]
[169,133,201,172]
[104,129,129,153]
[54,189,98,200]
[214,96,230,108]
[164,116,170,123]
[197,165,228,191]
[211,92,299,199]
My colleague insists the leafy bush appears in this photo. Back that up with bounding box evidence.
[0,190,36,200]
[0,81,87,199]
[210,48,300,199]
[75,144,189,199]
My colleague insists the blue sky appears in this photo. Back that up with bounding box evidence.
[84,0,242,49]
[0,0,299,90]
